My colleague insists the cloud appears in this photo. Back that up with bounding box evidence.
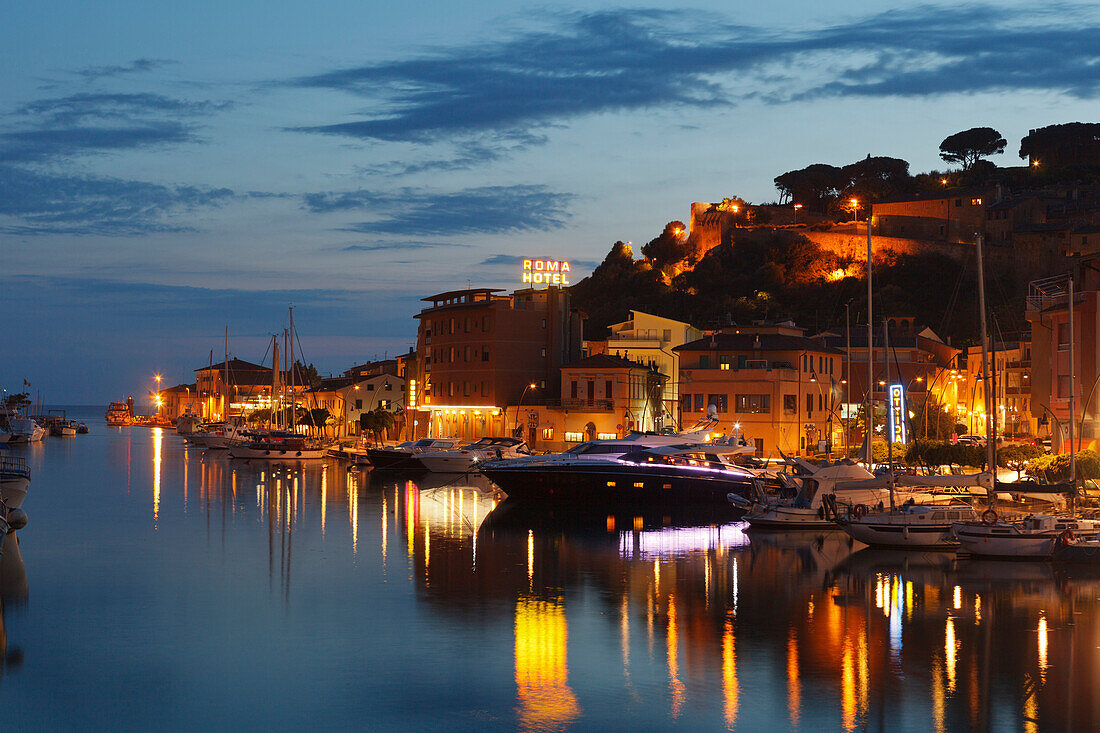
[480,253,598,269]
[3,92,232,162]
[75,58,176,81]
[0,165,234,235]
[341,241,471,252]
[285,5,1100,146]
[303,184,573,236]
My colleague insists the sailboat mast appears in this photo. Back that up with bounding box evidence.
[976,235,995,503]
[884,317,895,512]
[1069,274,1076,486]
[272,335,279,430]
[865,214,874,466]
[289,307,296,432]
[223,325,229,421]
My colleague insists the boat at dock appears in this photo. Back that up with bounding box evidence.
[954,513,1100,559]
[105,402,132,427]
[481,442,770,505]
[359,438,468,470]
[228,431,327,461]
[0,456,30,510]
[417,436,530,473]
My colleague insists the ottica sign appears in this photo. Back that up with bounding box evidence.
[522,259,571,286]
[888,384,907,444]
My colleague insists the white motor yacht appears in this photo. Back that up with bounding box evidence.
[6,418,45,444]
[358,438,467,470]
[732,459,883,529]
[954,513,1100,559]
[418,436,530,473]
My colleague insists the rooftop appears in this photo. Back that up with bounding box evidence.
[675,332,845,355]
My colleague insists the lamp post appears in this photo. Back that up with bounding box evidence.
[513,383,537,436]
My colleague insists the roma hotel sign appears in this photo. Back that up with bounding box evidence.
[521,259,571,286]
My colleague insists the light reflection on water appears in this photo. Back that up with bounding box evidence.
[3,422,1100,730]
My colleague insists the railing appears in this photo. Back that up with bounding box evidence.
[560,398,614,411]
[0,457,30,477]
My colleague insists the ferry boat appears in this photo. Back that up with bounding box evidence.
[105,402,132,427]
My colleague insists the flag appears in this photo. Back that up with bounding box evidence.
[23,379,30,387]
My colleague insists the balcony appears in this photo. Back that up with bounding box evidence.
[560,398,614,411]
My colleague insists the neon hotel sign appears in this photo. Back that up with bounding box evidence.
[521,259,571,286]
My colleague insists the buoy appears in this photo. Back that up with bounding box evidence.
[7,508,28,531]
[981,508,998,525]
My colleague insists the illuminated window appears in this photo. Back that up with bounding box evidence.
[597,433,617,440]
[634,482,644,488]
[564,431,583,442]
[606,481,616,487]
[736,394,770,414]
[707,394,728,412]
[541,427,554,440]
[971,197,982,206]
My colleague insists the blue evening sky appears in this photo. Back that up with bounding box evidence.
[3,1,1098,403]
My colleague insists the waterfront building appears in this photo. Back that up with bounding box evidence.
[303,373,405,438]
[194,358,297,421]
[585,310,702,432]
[1027,261,1100,451]
[157,383,200,422]
[815,320,962,441]
[963,339,1036,439]
[516,354,667,451]
[412,287,583,441]
[673,322,844,456]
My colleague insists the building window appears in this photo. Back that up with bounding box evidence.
[367,384,375,391]
[571,381,578,399]
[449,382,455,397]
[663,329,672,341]
[482,349,489,362]
[597,432,617,440]
[719,355,731,370]
[587,380,595,405]
[955,199,962,207]
[463,381,470,397]
[681,394,692,413]
[384,383,392,391]
[449,318,455,334]
[806,393,813,416]
[355,399,362,409]
[708,394,729,413]
[464,346,472,362]
[564,431,583,443]
[700,355,710,368]
[1058,323,1070,350]
[481,381,488,396]
[482,316,490,332]
[784,394,797,414]
[736,394,769,413]
[971,197,982,206]
[449,347,456,363]
[694,394,705,411]
[542,427,554,440]
[541,318,547,329]
[605,380,612,399]
[541,348,547,358]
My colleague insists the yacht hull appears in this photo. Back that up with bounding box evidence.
[480,464,757,505]
[229,445,326,460]
[362,449,426,471]
[838,519,958,549]
[745,506,839,529]
[954,527,1064,558]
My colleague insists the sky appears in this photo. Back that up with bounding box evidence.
[2,1,1099,403]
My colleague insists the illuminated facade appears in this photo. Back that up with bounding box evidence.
[193,357,300,421]
[674,323,845,456]
[586,310,702,429]
[303,373,405,438]
[963,340,1036,439]
[413,287,583,441]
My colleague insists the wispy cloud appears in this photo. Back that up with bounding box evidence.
[286,5,1100,148]
[74,58,176,82]
[341,241,472,252]
[480,253,597,269]
[2,92,232,162]
[0,165,234,235]
[303,184,573,237]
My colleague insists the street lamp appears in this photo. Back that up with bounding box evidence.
[513,383,538,436]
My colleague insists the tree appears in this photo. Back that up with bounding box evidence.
[939,127,1007,171]
[839,155,913,207]
[997,443,1041,479]
[294,361,322,389]
[1019,122,1100,165]
[641,221,691,271]
[773,164,845,212]
[360,408,395,446]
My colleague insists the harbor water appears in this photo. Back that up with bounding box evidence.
[2,410,1098,731]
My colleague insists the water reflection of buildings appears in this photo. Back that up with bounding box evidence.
[1,531,29,682]
[151,425,1100,731]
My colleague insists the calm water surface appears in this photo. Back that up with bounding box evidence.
[1,410,1098,731]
